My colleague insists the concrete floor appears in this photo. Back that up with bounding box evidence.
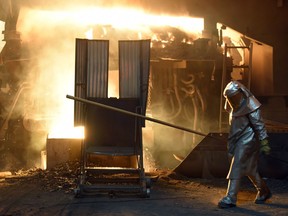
[0,169,287,216]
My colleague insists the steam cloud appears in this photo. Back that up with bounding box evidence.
[9,1,202,170]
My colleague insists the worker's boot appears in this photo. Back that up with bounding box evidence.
[249,174,272,204]
[218,179,240,208]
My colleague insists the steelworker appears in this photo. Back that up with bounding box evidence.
[218,80,272,208]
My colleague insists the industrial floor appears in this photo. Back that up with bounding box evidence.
[0,163,288,216]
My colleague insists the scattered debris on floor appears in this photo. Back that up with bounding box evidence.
[2,161,81,194]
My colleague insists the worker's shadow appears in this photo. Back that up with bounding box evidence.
[264,202,288,209]
[223,203,288,216]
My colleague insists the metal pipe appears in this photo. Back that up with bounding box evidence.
[66,95,208,137]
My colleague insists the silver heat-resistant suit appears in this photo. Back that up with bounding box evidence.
[218,80,272,208]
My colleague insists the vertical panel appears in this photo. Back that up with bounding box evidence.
[119,40,140,98]
[74,38,88,126]
[74,39,109,126]
[119,40,151,114]
[250,42,273,96]
[119,40,150,126]
[87,40,109,98]
[139,40,151,116]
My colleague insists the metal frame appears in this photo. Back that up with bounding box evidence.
[73,39,151,197]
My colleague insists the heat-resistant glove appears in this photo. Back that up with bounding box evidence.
[260,138,270,155]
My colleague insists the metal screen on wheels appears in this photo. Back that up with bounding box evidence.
[73,39,151,198]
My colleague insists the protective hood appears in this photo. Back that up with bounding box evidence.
[223,80,261,116]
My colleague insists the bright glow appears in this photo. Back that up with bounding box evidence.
[17,6,204,139]
[85,28,93,39]
[48,126,84,139]
[22,7,204,34]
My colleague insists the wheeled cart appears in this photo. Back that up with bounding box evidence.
[72,39,151,197]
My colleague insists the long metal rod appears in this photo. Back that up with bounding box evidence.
[66,97,288,165]
[66,95,207,137]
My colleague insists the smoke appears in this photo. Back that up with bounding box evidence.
[6,7,87,170]
[21,0,190,15]
[18,7,78,127]
[12,1,204,170]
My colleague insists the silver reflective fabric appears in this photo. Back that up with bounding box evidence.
[223,80,261,117]
[223,81,268,180]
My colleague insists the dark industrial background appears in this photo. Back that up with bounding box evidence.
[0,0,288,177]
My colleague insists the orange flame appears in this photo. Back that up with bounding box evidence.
[18,6,204,139]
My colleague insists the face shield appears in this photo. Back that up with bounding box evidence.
[223,80,261,115]
[223,81,247,111]
[226,90,245,110]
